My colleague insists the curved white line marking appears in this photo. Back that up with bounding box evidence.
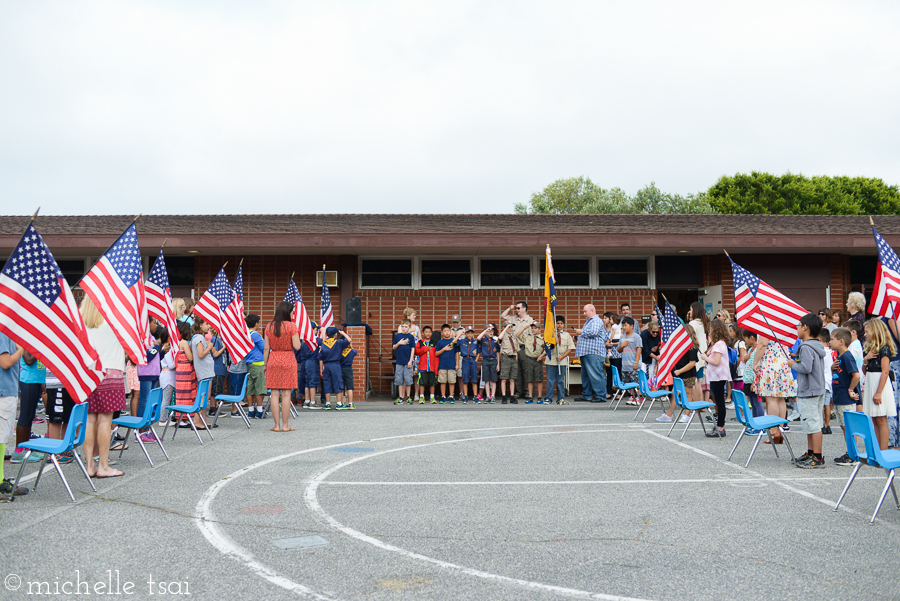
[304,429,655,601]
[193,422,647,599]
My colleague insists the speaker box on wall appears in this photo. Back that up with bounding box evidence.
[346,297,362,323]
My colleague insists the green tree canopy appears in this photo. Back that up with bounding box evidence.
[706,172,900,215]
[515,177,715,215]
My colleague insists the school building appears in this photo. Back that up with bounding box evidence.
[1,213,897,396]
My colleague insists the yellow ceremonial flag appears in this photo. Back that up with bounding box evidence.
[544,244,557,346]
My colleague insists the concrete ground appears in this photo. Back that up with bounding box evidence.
[1,397,898,601]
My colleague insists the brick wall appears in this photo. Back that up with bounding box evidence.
[344,326,368,396]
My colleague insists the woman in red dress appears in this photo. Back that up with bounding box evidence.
[264,301,302,431]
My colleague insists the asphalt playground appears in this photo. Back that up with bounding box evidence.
[1,399,898,601]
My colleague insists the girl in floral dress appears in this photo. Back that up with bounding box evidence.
[754,335,797,444]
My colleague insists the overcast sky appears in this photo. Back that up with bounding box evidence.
[1,1,897,215]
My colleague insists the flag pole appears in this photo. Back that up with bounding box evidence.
[239,258,243,266]
[290,271,295,280]
[30,207,40,222]
[724,249,792,361]
[161,238,167,249]
[222,261,228,268]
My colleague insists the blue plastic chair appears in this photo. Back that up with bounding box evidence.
[834,412,900,524]
[11,402,95,502]
[212,373,250,428]
[635,370,672,422]
[666,377,716,440]
[611,366,640,410]
[162,379,213,444]
[727,390,796,466]
[112,387,169,466]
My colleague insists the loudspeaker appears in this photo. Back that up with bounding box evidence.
[345,297,362,323]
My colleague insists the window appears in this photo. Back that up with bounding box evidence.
[162,257,195,287]
[57,259,87,287]
[421,259,471,287]
[361,259,412,287]
[480,259,531,287]
[597,258,649,287]
[849,255,876,289]
[655,256,701,287]
[540,258,590,287]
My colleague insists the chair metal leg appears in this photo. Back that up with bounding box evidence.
[197,412,214,442]
[632,395,646,420]
[48,454,76,502]
[834,462,862,511]
[612,390,624,410]
[871,469,896,524]
[667,409,684,437]
[134,430,154,467]
[186,414,204,444]
[781,428,796,462]
[235,403,251,428]
[12,452,29,493]
[72,449,96,490]
[888,469,900,509]
[213,400,224,427]
[680,412,695,441]
[119,428,132,459]
[150,427,169,460]
[162,417,171,441]
[745,432,765,468]
[727,430,744,461]
[289,402,299,418]
[641,398,657,423]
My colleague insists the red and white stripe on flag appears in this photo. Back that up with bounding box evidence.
[730,258,807,348]
[869,225,900,320]
[79,223,149,366]
[0,224,104,403]
[146,280,179,345]
[193,269,254,362]
[656,325,692,387]
[294,301,317,348]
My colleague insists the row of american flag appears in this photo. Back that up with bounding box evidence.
[0,220,335,404]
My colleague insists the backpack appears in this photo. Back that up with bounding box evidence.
[727,346,740,381]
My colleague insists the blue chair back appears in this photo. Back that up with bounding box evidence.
[844,411,875,465]
[731,390,750,427]
[195,379,211,411]
[672,377,687,408]
[232,373,248,401]
[145,388,162,425]
[68,402,89,449]
[612,366,623,388]
[638,370,649,394]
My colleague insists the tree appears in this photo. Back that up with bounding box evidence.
[706,172,900,215]
[516,177,715,214]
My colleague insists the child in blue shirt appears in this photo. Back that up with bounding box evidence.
[829,327,861,465]
[457,328,481,403]
[303,338,322,409]
[319,327,351,409]
[340,344,358,410]
[392,320,417,404]
[476,325,500,403]
[435,324,464,403]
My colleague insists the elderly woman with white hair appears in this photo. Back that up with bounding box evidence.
[846,292,867,344]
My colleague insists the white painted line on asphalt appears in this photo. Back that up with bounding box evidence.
[642,429,900,530]
[321,476,885,486]
[194,422,651,599]
[304,429,656,601]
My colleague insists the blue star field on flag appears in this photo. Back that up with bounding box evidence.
[1,224,64,307]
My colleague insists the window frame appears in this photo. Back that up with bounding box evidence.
[594,256,655,290]
[358,256,415,290]
[417,257,474,289]
[477,256,535,290]
[540,255,592,289]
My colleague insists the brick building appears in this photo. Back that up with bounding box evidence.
[1,213,897,396]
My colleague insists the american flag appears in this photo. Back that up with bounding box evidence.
[730,257,807,347]
[285,278,317,349]
[869,225,900,320]
[193,267,254,361]
[0,223,104,402]
[79,222,150,365]
[145,249,180,345]
[320,272,334,328]
[656,300,693,387]
[232,266,247,320]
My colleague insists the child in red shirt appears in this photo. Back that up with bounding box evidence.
[415,326,438,403]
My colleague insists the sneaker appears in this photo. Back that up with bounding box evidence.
[0,493,13,503]
[418,398,425,404]
[0,479,27,496]
[32,416,46,424]
[139,432,158,443]
[787,412,800,422]
[472,397,479,404]
[230,411,241,418]
[678,414,691,423]
[501,397,508,404]
[744,428,761,436]
[55,450,75,464]
[655,414,673,423]
[347,403,355,410]
[325,403,331,409]
[476,395,484,401]
[822,426,832,435]
[510,398,518,404]
[725,402,735,410]
[430,399,437,404]
[626,399,638,406]
[792,451,813,465]
[335,402,345,410]
[407,398,413,404]
[798,456,825,469]
[462,396,468,404]
[705,428,725,438]
[488,397,495,404]
[524,397,534,404]
[247,410,257,419]
[449,398,455,404]
[308,404,323,410]
[10,450,42,464]
[207,407,217,416]
[394,398,403,405]
[439,398,446,404]
[834,453,857,466]
[304,399,312,407]
[781,424,790,432]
